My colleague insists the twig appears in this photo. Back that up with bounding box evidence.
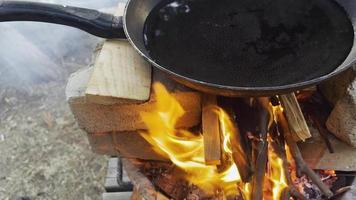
[270,123,307,200]
[328,186,353,200]
[277,110,334,198]
[309,111,334,153]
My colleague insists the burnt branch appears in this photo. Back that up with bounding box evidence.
[308,110,334,154]
[270,125,307,200]
[276,110,334,198]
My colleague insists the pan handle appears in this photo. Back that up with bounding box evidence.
[0,1,126,39]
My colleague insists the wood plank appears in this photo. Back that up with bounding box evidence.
[85,3,152,105]
[279,93,312,141]
[202,95,221,165]
[87,131,168,161]
[326,79,356,147]
[112,132,167,161]
[67,67,201,132]
[87,132,116,155]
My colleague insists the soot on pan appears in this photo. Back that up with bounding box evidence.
[143,0,354,87]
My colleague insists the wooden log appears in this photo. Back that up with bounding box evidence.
[66,67,202,132]
[85,3,152,105]
[202,95,221,165]
[276,109,334,198]
[87,132,116,155]
[230,123,253,183]
[279,93,311,141]
[218,97,253,182]
[154,168,189,200]
[87,131,167,161]
[127,162,170,200]
[221,98,255,168]
[122,159,163,200]
[251,98,270,200]
[131,187,169,200]
[112,132,168,161]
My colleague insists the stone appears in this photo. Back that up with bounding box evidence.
[326,78,356,147]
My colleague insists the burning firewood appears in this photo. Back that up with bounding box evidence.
[276,107,334,198]
[230,125,254,183]
[202,94,222,165]
[121,158,159,200]
[218,97,254,183]
[270,122,307,200]
[250,97,270,200]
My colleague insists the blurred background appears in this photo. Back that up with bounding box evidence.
[0,0,121,199]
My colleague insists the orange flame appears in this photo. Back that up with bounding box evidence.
[140,83,289,199]
[267,143,288,200]
[140,83,245,196]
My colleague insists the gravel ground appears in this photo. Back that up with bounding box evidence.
[0,82,108,200]
[0,17,111,200]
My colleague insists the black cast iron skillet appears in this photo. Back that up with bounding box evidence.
[0,0,355,97]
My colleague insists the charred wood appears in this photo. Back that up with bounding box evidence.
[121,158,158,200]
[251,97,270,200]
[277,110,334,198]
[218,97,254,182]
[153,166,189,200]
[270,127,307,200]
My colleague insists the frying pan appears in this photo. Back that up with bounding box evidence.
[0,0,355,97]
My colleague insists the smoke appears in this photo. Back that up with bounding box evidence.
[0,0,120,89]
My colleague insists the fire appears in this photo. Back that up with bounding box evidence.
[140,83,244,196]
[267,143,288,200]
[140,83,289,199]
